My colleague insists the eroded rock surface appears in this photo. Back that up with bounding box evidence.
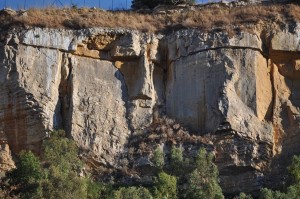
[0,25,300,194]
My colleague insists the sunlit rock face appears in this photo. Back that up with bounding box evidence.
[1,24,300,194]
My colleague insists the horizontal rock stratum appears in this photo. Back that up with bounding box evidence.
[1,24,300,195]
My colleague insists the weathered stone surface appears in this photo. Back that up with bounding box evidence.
[266,47,300,188]
[1,24,300,195]
[271,24,300,52]
[68,55,131,166]
[167,30,262,62]
[111,33,141,58]
[0,41,61,156]
[1,28,163,169]
[0,143,15,173]
[166,47,272,137]
[166,30,273,193]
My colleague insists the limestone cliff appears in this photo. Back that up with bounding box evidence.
[0,24,300,195]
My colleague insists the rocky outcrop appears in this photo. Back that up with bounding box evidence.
[0,24,300,194]
[165,30,274,194]
[0,28,164,169]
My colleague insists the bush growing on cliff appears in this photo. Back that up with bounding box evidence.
[185,148,224,199]
[152,147,165,169]
[7,130,89,199]
[153,172,178,199]
[259,155,300,199]
[239,192,253,199]
[113,186,153,199]
[7,132,226,199]
[42,130,83,173]
[170,146,184,174]
[87,181,113,199]
[7,151,42,198]
[33,130,87,199]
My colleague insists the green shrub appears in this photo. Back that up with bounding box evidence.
[153,172,177,199]
[35,131,87,199]
[42,130,83,173]
[7,151,42,198]
[87,180,113,199]
[170,146,184,176]
[34,169,88,199]
[113,186,153,199]
[259,155,300,199]
[9,151,42,185]
[259,188,289,199]
[239,192,253,199]
[185,148,224,199]
[8,130,88,199]
[152,147,164,169]
[289,155,300,184]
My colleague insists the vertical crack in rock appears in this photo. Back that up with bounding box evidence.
[112,62,134,134]
[57,53,73,137]
[1,26,300,195]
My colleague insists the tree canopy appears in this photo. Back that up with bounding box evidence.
[131,0,196,9]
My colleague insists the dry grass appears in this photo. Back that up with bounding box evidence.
[1,3,300,32]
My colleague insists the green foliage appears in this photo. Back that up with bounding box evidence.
[43,130,82,173]
[170,146,184,175]
[87,180,113,199]
[131,0,196,9]
[8,132,228,199]
[35,130,87,199]
[152,147,165,169]
[153,172,177,199]
[239,192,253,199]
[34,171,87,199]
[289,155,300,184]
[185,148,224,199]
[8,130,88,199]
[113,186,153,199]
[7,151,42,198]
[259,188,274,199]
[259,188,289,199]
[9,151,42,185]
[170,146,183,164]
[259,155,300,199]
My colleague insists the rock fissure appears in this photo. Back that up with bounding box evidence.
[1,26,300,195]
[169,45,266,63]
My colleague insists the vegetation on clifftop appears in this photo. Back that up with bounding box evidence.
[0,3,300,33]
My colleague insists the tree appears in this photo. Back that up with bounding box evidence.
[153,172,177,199]
[259,155,300,199]
[113,187,153,199]
[170,146,184,176]
[288,155,300,184]
[42,130,82,173]
[131,0,196,9]
[7,151,42,198]
[87,181,113,199]
[152,147,165,169]
[34,130,87,199]
[8,130,88,199]
[239,192,253,199]
[185,148,224,199]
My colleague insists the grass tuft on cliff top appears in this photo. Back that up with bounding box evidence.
[0,3,300,32]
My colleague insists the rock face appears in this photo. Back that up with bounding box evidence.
[0,25,300,194]
[165,30,274,194]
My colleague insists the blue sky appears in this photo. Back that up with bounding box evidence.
[0,0,204,10]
